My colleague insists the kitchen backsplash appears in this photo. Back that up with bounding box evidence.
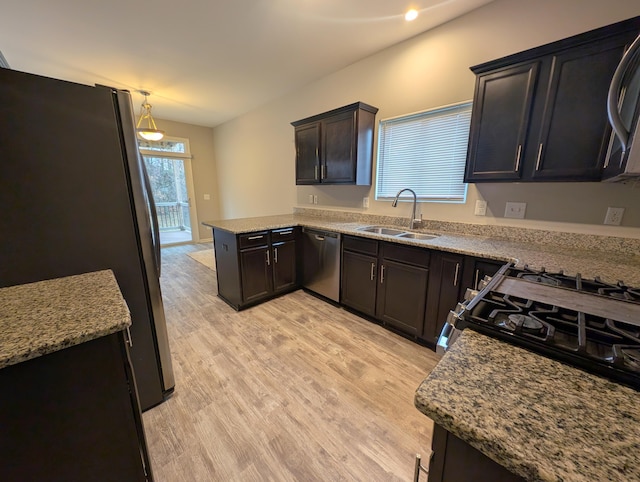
[294,207,640,257]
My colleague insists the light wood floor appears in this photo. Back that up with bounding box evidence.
[143,244,440,481]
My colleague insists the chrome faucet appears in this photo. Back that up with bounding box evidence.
[391,188,421,230]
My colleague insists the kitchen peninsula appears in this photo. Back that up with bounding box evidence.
[0,270,152,481]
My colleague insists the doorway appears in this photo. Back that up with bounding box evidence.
[138,137,199,246]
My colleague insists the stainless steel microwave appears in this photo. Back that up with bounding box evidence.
[605,33,640,182]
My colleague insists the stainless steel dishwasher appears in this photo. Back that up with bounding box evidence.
[302,228,341,302]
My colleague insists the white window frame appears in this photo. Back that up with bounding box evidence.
[375,101,471,204]
[138,136,192,159]
[138,136,199,243]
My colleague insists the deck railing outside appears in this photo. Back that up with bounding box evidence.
[156,201,191,232]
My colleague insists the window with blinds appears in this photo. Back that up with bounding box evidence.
[376,102,471,203]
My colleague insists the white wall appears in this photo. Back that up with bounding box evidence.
[154,118,219,240]
[212,0,640,236]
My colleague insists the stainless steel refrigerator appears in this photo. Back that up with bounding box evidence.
[0,67,175,411]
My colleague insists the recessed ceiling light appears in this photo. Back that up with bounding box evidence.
[405,9,419,21]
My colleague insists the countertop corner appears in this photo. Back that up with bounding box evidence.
[0,270,131,369]
[415,330,640,482]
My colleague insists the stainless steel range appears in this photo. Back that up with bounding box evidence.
[437,263,640,390]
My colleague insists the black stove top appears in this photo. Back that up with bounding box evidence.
[459,265,640,390]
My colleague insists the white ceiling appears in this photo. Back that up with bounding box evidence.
[1,0,495,127]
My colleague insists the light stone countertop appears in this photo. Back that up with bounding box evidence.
[414,330,640,482]
[202,212,640,286]
[0,270,131,369]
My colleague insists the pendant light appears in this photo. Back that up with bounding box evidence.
[136,90,165,141]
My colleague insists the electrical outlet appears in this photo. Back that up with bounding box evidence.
[604,207,624,226]
[308,194,314,204]
[313,195,318,205]
[474,200,487,216]
[203,194,211,200]
[363,197,370,209]
[504,202,526,219]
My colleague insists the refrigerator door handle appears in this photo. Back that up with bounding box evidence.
[140,159,162,278]
[608,33,640,153]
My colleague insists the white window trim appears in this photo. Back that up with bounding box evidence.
[138,135,192,159]
[375,101,471,204]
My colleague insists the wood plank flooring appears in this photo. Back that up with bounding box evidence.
[143,243,441,481]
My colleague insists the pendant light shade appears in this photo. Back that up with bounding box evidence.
[136,91,164,141]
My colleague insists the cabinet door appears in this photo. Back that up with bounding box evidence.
[322,111,357,183]
[0,334,149,481]
[341,250,377,317]
[240,246,272,303]
[376,259,429,337]
[424,252,464,344]
[461,257,505,291]
[465,62,539,182]
[531,38,627,180]
[272,240,297,293]
[295,123,320,184]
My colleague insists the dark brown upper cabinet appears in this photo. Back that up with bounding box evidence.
[465,17,640,183]
[292,102,378,185]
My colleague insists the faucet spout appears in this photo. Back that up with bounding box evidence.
[392,188,418,229]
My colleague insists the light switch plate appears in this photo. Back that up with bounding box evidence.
[504,202,526,219]
[308,194,314,204]
[474,200,487,216]
[363,197,370,208]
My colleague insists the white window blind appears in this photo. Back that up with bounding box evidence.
[376,102,471,203]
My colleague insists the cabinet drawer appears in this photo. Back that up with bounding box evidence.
[381,242,430,268]
[343,235,378,256]
[238,231,269,249]
[271,227,296,242]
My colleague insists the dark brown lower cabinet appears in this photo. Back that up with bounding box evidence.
[341,236,430,337]
[213,227,299,310]
[0,332,151,481]
[429,424,525,482]
[376,243,430,337]
[240,244,272,304]
[462,256,504,291]
[272,239,297,292]
[424,251,464,344]
[341,249,378,317]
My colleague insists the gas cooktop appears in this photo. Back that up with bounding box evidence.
[456,264,640,390]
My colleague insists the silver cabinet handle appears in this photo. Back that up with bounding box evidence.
[274,247,278,264]
[314,165,319,180]
[248,235,264,240]
[279,230,293,235]
[453,263,460,287]
[380,264,386,284]
[474,269,480,291]
[370,262,376,281]
[515,144,522,171]
[125,326,133,347]
[321,164,326,180]
[535,143,544,171]
[266,249,270,266]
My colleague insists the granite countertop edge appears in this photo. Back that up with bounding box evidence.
[202,214,640,286]
[414,330,640,482]
[0,270,131,370]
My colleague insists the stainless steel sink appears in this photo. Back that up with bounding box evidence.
[357,225,439,240]
[357,226,406,235]
[397,232,439,240]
